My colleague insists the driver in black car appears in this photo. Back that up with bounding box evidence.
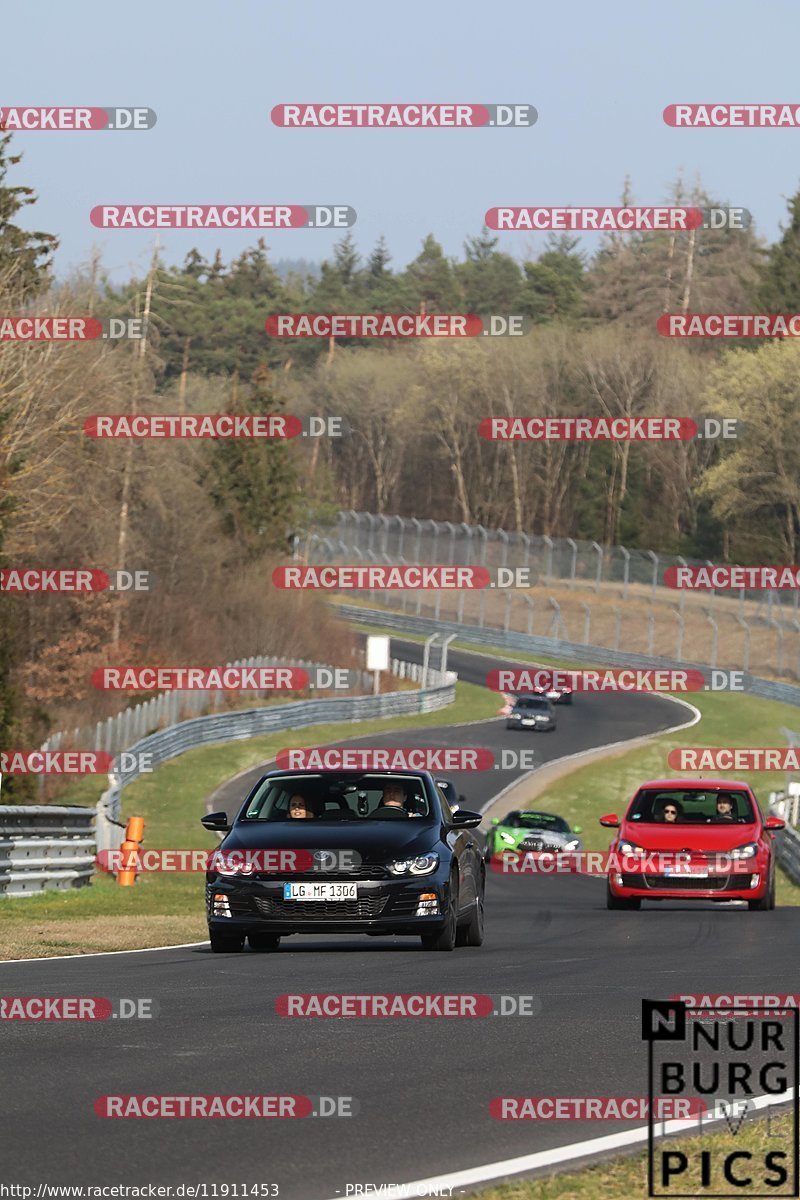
[375,779,410,818]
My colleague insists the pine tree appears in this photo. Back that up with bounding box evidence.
[0,134,58,293]
[759,189,800,311]
[205,366,298,560]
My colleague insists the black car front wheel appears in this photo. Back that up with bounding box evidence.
[456,886,485,947]
[421,876,459,951]
[209,928,245,953]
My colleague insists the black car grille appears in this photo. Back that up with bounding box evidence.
[253,895,388,920]
[620,873,751,892]
[211,865,390,881]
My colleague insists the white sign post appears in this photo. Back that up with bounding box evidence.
[366,635,390,695]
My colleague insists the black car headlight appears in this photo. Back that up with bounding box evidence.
[618,839,645,855]
[387,853,439,876]
[729,842,758,859]
[209,850,257,877]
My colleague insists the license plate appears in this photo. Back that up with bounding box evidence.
[665,869,708,878]
[283,882,358,901]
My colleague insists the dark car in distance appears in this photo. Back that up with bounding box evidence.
[505,694,556,732]
[202,769,485,953]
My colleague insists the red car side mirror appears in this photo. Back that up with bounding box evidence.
[599,813,620,828]
[765,815,785,831]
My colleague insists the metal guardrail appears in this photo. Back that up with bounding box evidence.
[773,825,800,885]
[43,656,384,758]
[307,513,800,681]
[0,806,95,897]
[339,604,800,709]
[94,663,457,855]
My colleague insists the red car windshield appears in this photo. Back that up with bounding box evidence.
[627,788,756,825]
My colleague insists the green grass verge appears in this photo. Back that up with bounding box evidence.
[467,1111,794,1198]
[0,681,497,956]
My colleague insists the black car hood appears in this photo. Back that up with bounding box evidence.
[222,820,440,862]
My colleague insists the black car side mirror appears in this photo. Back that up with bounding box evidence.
[450,809,482,829]
[201,811,230,832]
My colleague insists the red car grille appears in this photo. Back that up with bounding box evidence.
[621,873,753,892]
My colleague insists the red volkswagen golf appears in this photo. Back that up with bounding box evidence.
[600,778,785,911]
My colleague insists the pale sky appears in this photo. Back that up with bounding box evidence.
[4,0,800,281]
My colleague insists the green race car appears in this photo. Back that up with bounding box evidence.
[484,809,583,861]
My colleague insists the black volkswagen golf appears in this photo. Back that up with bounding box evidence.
[202,769,485,953]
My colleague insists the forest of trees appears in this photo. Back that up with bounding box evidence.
[4,131,800,760]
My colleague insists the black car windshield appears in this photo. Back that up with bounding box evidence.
[627,788,757,825]
[240,773,437,822]
[508,812,571,833]
[514,697,549,710]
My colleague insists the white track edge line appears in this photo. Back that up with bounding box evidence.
[322,1087,798,1200]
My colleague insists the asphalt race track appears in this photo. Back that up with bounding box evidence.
[2,648,797,1197]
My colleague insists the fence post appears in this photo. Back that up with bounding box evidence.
[567,538,577,588]
[543,535,553,583]
[647,550,658,600]
[410,517,422,563]
[706,610,718,669]
[581,602,591,645]
[591,542,603,593]
[499,529,509,568]
[622,546,632,599]
[421,635,438,690]
[548,597,561,639]
[524,595,535,636]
